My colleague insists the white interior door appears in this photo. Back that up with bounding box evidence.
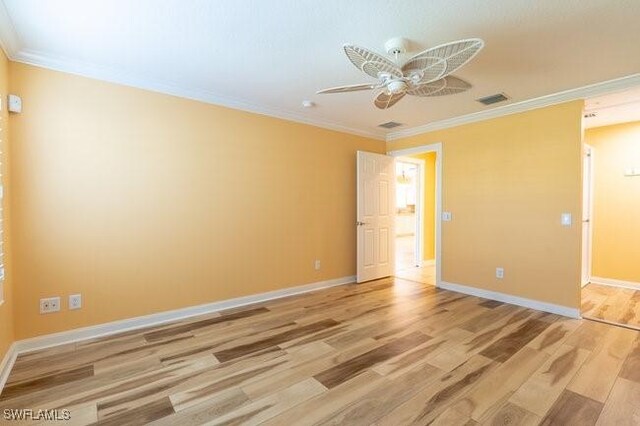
[357,151,395,283]
[582,145,594,286]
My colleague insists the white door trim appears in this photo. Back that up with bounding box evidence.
[388,143,443,287]
[396,156,425,267]
[582,144,594,287]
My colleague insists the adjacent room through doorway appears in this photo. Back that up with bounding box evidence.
[581,86,640,330]
[394,153,437,285]
[395,160,419,270]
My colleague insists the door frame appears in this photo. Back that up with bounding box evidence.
[395,156,425,267]
[581,144,594,287]
[388,142,443,287]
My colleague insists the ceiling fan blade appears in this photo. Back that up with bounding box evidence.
[402,38,484,84]
[343,44,403,80]
[407,76,472,97]
[316,83,377,94]
[374,91,406,109]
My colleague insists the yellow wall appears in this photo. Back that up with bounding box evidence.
[388,101,584,309]
[587,121,640,283]
[411,152,436,261]
[8,62,385,339]
[0,50,15,360]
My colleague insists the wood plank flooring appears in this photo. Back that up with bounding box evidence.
[1,278,639,425]
[582,283,640,330]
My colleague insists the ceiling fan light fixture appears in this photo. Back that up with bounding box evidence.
[318,37,484,109]
[387,80,408,94]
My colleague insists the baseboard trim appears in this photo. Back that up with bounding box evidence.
[439,281,580,319]
[0,343,17,393]
[0,274,355,394]
[589,276,640,291]
[582,315,640,332]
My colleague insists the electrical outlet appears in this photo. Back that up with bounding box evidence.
[69,294,82,310]
[40,297,61,314]
[314,260,321,270]
[39,298,50,313]
[496,267,504,279]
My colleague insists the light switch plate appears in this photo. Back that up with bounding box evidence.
[442,212,452,222]
[624,168,640,177]
[561,213,572,227]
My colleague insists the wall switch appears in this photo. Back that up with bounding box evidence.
[69,294,82,310]
[496,267,504,279]
[442,212,452,221]
[314,260,321,270]
[40,297,61,314]
[561,213,572,227]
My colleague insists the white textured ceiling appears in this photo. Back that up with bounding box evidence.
[1,0,640,139]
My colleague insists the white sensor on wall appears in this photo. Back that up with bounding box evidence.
[69,294,82,310]
[8,94,22,113]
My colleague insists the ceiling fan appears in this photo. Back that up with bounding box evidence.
[317,37,484,109]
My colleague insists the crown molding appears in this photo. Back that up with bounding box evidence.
[1,1,638,144]
[5,48,640,145]
[8,47,387,141]
[387,73,640,141]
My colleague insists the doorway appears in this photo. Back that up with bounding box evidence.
[580,92,640,329]
[389,144,441,286]
[394,159,422,272]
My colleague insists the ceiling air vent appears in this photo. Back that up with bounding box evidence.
[378,121,403,129]
[476,93,509,106]
[584,112,597,118]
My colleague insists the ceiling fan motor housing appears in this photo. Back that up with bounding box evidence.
[384,37,409,55]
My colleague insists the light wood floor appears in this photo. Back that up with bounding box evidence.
[394,265,436,286]
[395,235,418,271]
[394,234,436,285]
[582,283,640,330]
[2,279,639,425]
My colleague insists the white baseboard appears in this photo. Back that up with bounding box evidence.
[439,281,580,319]
[0,275,355,394]
[0,343,17,392]
[589,276,640,291]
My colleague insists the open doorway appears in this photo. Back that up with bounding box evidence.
[395,159,421,271]
[581,86,640,330]
[391,150,438,286]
